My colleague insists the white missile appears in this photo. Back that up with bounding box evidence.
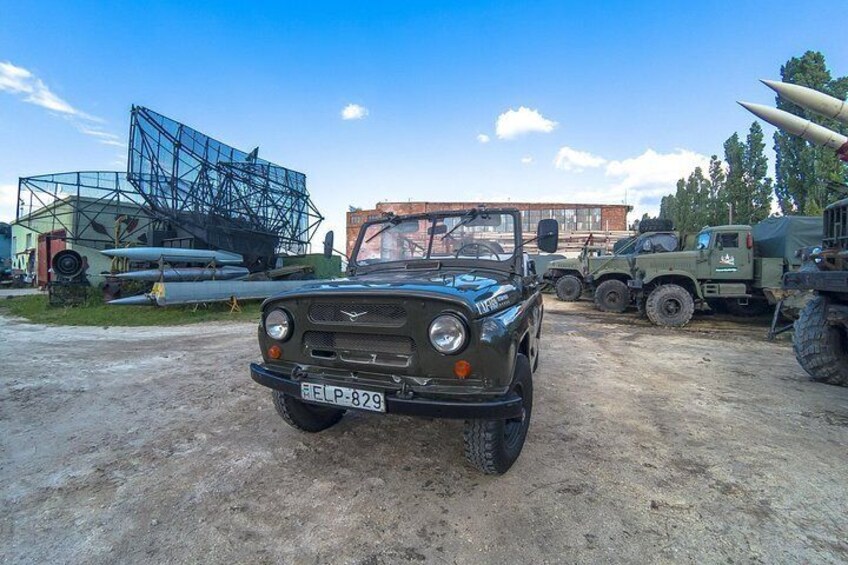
[761,79,848,125]
[114,265,249,281]
[100,247,244,264]
[738,101,848,156]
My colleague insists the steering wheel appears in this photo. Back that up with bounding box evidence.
[454,242,501,260]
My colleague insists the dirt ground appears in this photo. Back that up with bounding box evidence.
[2,296,847,564]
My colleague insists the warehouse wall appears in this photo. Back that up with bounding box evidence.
[345,201,632,258]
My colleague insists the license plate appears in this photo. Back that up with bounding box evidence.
[300,383,386,413]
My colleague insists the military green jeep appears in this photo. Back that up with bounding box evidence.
[250,208,559,474]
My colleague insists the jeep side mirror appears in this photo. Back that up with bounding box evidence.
[323,231,334,259]
[536,219,559,253]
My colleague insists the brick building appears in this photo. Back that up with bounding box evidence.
[346,201,633,257]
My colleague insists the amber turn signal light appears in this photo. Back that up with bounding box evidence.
[268,345,282,359]
[454,360,472,379]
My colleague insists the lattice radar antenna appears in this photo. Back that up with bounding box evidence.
[16,107,323,266]
[128,106,323,260]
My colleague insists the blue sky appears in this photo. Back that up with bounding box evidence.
[1,1,845,247]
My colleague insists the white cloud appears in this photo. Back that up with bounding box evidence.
[0,61,123,145]
[605,148,710,192]
[495,106,557,139]
[0,61,99,120]
[476,133,490,144]
[341,103,368,120]
[521,156,534,164]
[0,184,19,223]
[554,146,607,172]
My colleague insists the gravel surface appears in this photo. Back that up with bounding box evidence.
[2,297,847,564]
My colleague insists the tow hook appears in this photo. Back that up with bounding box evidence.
[396,381,414,400]
[290,366,308,381]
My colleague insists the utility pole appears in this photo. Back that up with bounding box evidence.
[726,202,734,224]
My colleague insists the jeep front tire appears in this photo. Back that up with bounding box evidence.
[271,391,345,432]
[463,354,533,475]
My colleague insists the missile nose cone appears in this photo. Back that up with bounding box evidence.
[759,79,848,125]
[760,79,781,91]
[737,101,773,121]
[739,100,848,152]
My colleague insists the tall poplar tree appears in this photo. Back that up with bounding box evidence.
[773,51,848,214]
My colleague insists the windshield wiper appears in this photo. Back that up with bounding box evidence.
[441,210,478,240]
[365,217,401,243]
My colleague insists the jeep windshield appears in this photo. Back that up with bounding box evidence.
[353,210,519,269]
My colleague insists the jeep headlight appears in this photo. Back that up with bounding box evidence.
[264,308,292,341]
[428,314,467,354]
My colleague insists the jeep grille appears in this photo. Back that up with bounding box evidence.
[303,331,415,355]
[308,303,407,326]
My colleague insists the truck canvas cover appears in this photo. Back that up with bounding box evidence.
[752,216,823,268]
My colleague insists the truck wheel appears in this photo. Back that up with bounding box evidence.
[555,275,582,301]
[793,296,848,386]
[645,284,694,327]
[271,391,345,432]
[594,279,630,313]
[463,354,533,475]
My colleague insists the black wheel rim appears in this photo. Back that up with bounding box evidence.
[504,381,527,449]
[662,297,682,316]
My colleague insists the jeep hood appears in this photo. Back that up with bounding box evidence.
[263,269,521,317]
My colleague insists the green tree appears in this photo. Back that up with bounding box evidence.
[774,51,848,214]
[723,133,746,224]
[743,122,773,223]
[659,194,677,221]
[707,155,726,225]
[673,167,710,233]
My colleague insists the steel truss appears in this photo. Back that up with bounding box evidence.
[16,171,159,250]
[128,106,322,257]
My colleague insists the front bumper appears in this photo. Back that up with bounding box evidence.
[249,363,523,420]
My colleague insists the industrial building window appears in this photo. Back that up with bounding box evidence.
[523,209,541,232]
[350,215,363,225]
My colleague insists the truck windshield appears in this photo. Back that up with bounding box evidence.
[696,232,711,250]
[354,211,518,266]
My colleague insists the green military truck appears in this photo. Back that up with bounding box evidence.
[784,198,848,386]
[628,217,822,327]
[545,231,679,313]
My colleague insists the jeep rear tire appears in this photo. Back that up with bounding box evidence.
[594,279,630,313]
[555,275,583,302]
[272,390,345,432]
[793,296,848,386]
[645,284,694,327]
[463,354,533,475]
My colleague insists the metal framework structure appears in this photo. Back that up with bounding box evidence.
[128,106,322,257]
[16,106,322,263]
[16,171,160,250]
